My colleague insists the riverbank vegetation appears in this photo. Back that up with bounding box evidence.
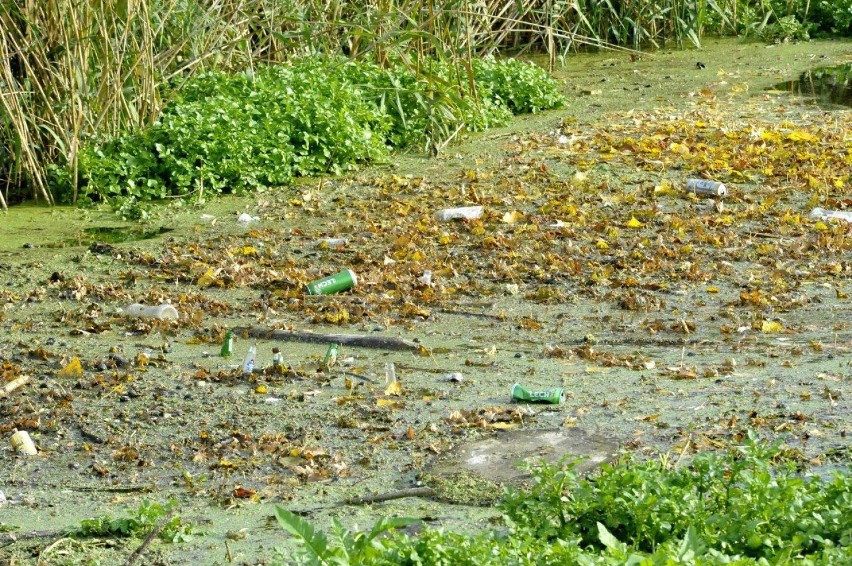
[2,0,850,209]
[277,435,851,565]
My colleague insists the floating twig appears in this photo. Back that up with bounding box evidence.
[438,308,506,321]
[124,506,176,566]
[0,529,67,547]
[235,327,422,352]
[341,487,436,506]
[68,484,155,493]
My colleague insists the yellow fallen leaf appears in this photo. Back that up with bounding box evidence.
[197,267,218,288]
[653,182,677,196]
[813,221,828,231]
[668,142,690,155]
[787,130,818,143]
[596,240,609,250]
[377,398,403,409]
[761,320,784,333]
[490,422,518,430]
[230,245,258,257]
[58,357,83,379]
[625,216,644,228]
[706,286,719,293]
[502,210,525,224]
[255,385,268,394]
[384,380,402,396]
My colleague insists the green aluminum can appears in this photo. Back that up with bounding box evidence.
[220,330,234,357]
[324,343,339,367]
[511,383,565,404]
[306,269,357,295]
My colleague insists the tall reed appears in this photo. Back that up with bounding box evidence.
[1,0,730,206]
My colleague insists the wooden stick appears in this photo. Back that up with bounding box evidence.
[124,507,175,566]
[342,487,435,505]
[235,327,422,352]
[438,308,506,321]
[0,529,67,546]
[69,484,155,493]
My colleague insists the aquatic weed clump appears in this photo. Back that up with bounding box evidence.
[72,55,564,211]
[275,433,851,564]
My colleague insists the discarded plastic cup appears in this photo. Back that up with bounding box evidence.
[511,383,565,404]
[10,430,37,455]
[306,269,357,295]
[125,303,178,320]
[686,178,727,197]
[810,208,852,223]
[434,206,484,221]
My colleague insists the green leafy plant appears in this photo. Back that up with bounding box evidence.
[71,54,563,207]
[501,431,851,560]
[274,506,417,565]
[276,432,850,565]
[73,499,194,543]
[759,14,811,42]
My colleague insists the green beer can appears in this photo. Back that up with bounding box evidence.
[306,269,357,295]
[511,383,565,404]
[324,343,339,367]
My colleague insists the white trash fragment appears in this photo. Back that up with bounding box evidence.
[417,270,433,287]
[385,362,396,385]
[434,206,483,221]
[810,207,852,223]
[686,178,727,197]
[505,283,520,296]
[10,430,37,455]
[200,214,216,223]
[125,303,179,320]
[444,372,464,383]
[237,213,259,224]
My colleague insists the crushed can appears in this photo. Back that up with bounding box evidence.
[511,383,565,404]
[306,269,357,295]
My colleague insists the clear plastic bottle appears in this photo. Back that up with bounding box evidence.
[243,345,257,375]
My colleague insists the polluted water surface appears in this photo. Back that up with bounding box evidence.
[771,62,852,108]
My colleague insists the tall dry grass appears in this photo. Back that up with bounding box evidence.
[1,0,726,207]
